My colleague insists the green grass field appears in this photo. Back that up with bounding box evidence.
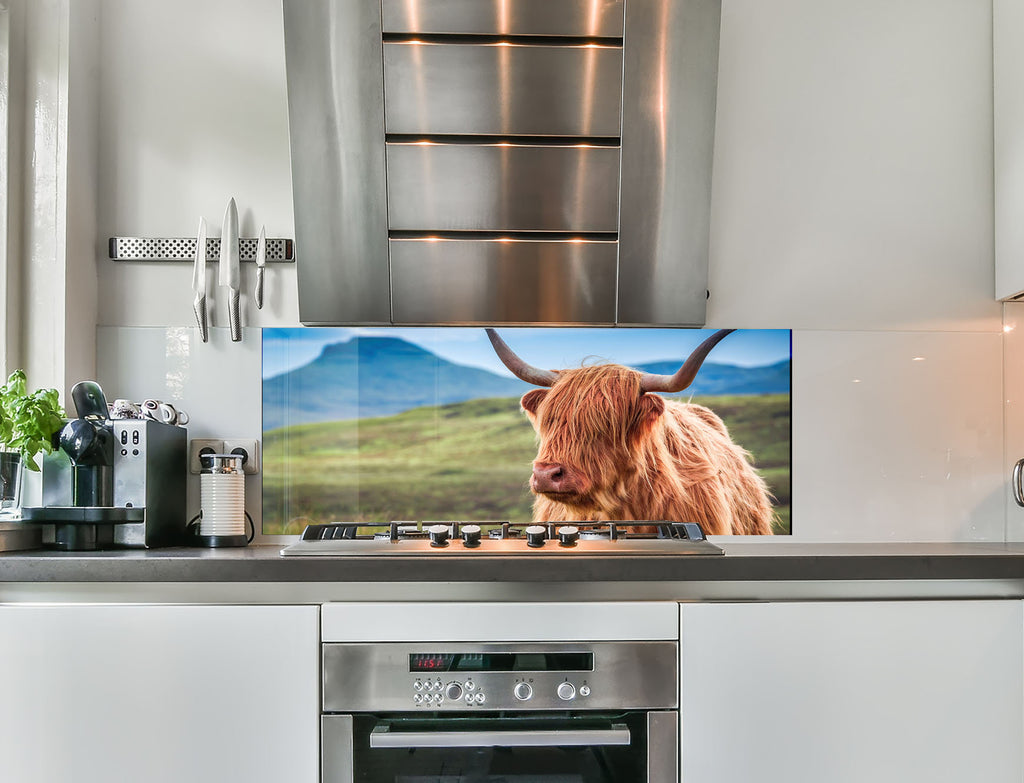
[263,394,791,535]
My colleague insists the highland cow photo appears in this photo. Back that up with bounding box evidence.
[262,328,791,535]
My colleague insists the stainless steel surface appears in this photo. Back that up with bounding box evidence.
[191,217,208,342]
[381,0,625,36]
[283,0,391,326]
[390,238,617,324]
[219,198,241,342]
[109,236,293,262]
[322,715,354,783]
[647,712,679,783]
[199,453,244,475]
[0,522,42,553]
[283,536,721,557]
[383,42,623,137]
[285,0,721,326]
[617,0,721,326]
[368,723,631,748]
[254,225,266,310]
[386,142,620,232]
[322,641,678,712]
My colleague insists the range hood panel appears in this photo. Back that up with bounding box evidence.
[284,0,721,327]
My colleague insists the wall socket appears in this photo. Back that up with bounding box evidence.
[189,439,223,474]
[223,439,260,475]
[188,438,261,475]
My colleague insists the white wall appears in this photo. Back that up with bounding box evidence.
[91,0,1007,542]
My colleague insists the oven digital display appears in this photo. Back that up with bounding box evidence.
[409,652,594,673]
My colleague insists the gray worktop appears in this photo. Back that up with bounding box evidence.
[2,542,1024,603]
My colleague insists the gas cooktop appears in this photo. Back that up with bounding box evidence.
[279,520,723,557]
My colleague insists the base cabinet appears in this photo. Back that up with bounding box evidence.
[680,600,1023,783]
[0,604,319,783]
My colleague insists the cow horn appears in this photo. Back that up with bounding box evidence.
[639,329,735,393]
[485,329,559,387]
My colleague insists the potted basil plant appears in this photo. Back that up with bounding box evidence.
[0,370,65,516]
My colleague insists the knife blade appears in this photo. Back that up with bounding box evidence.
[191,216,209,342]
[254,224,266,310]
[219,197,241,342]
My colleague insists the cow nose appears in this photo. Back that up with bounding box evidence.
[532,462,568,493]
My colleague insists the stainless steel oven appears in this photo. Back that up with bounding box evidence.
[321,641,678,783]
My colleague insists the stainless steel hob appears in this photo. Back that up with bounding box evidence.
[280,520,723,556]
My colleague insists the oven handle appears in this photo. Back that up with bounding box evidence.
[369,723,631,749]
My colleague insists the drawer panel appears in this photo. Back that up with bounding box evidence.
[384,42,623,137]
[390,238,617,324]
[382,0,625,37]
[386,143,621,232]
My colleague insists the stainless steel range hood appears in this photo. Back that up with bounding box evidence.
[283,0,721,326]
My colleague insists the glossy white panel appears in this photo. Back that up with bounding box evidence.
[96,326,263,529]
[95,0,298,327]
[994,0,1024,299]
[789,330,1004,541]
[1003,303,1024,539]
[681,601,1024,783]
[707,0,999,332]
[322,602,679,642]
[0,605,319,783]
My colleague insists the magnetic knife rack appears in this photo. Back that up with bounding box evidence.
[108,237,295,263]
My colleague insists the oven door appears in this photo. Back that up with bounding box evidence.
[323,711,677,783]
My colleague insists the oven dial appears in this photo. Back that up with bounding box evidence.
[513,682,533,701]
[445,682,463,701]
[474,692,486,705]
[579,685,591,697]
[413,680,423,691]
[465,680,476,691]
[556,682,576,701]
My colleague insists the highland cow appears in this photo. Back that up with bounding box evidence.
[486,329,774,536]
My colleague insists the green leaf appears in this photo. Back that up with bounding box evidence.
[0,370,65,471]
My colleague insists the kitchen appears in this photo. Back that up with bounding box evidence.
[2,0,1024,781]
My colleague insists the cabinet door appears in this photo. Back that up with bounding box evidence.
[0,604,319,783]
[680,601,1023,783]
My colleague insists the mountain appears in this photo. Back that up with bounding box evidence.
[262,336,531,430]
[637,358,791,397]
[263,336,792,430]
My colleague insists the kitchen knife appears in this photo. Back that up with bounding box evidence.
[192,216,209,342]
[254,224,266,310]
[219,197,241,342]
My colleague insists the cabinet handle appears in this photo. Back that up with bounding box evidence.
[1013,458,1024,507]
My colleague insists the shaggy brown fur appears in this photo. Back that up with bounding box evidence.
[521,364,774,535]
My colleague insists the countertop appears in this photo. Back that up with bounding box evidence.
[2,541,1024,603]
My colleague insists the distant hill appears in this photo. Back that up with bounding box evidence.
[262,336,531,430]
[263,336,791,430]
[638,359,791,398]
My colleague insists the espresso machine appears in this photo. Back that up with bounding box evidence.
[22,381,187,550]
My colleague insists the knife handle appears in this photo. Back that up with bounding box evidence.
[255,267,265,310]
[193,294,209,343]
[229,289,241,342]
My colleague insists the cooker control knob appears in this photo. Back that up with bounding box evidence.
[514,682,533,701]
[557,682,576,701]
[427,524,450,547]
[461,524,482,547]
[557,526,579,546]
[525,525,547,548]
[445,682,463,701]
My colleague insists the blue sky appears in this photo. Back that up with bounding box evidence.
[262,327,791,380]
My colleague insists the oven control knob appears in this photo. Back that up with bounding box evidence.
[525,525,547,548]
[556,682,576,701]
[514,682,533,701]
[461,524,482,547]
[427,524,450,547]
[445,682,463,701]
[557,526,579,546]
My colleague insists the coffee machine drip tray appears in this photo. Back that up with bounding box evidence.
[21,506,146,551]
